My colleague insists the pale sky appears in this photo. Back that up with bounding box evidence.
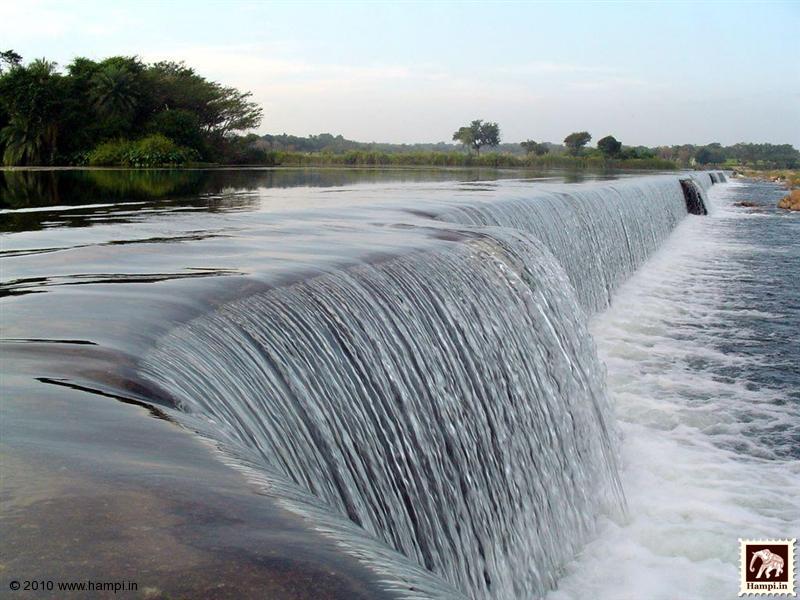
[2,0,798,146]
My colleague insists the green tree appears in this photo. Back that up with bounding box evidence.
[597,135,622,158]
[0,50,17,145]
[564,131,592,156]
[0,116,45,165]
[695,144,725,165]
[206,86,263,138]
[0,59,65,165]
[144,62,219,119]
[144,61,262,139]
[60,57,105,155]
[0,53,264,166]
[620,145,656,160]
[0,50,22,74]
[146,109,205,152]
[90,62,142,120]
[520,140,549,156]
[452,119,501,154]
[452,124,476,152]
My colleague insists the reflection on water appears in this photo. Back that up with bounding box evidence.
[1,167,535,209]
[0,167,609,232]
[1,268,242,298]
[0,169,208,209]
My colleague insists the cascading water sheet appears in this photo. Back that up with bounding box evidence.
[142,233,622,599]
[549,177,799,600]
[141,174,716,598]
[435,176,706,312]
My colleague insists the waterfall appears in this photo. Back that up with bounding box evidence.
[140,173,719,599]
[680,179,709,215]
[435,176,702,313]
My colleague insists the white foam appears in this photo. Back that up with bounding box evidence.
[549,181,800,600]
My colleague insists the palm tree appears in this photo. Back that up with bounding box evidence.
[1,116,45,166]
[90,64,140,119]
[0,59,63,165]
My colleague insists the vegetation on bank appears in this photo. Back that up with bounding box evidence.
[0,50,261,166]
[736,168,800,189]
[257,149,676,170]
[84,135,200,167]
[686,143,799,170]
[1,49,797,171]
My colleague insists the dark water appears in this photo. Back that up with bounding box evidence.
[4,168,792,600]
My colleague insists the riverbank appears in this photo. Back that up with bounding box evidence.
[734,167,800,188]
[253,150,677,171]
[18,151,678,171]
[732,168,800,210]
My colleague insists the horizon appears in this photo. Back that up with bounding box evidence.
[2,0,799,147]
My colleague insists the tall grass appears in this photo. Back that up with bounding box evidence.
[264,150,677,171]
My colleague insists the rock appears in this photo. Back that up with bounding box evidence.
[777,190,800,211]
[734,201,759,208]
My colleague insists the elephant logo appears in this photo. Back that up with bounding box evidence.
[749,548,784,579]
[739,538,795,596]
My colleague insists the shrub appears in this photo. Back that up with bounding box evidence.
[87,139,130,166]
[87,134,199,167]
[125,134,199,167]
[145,109,205,154]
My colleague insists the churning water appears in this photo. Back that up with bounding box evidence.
[551,179,800,599]
[4,168,793,599]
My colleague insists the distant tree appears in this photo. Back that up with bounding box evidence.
[453,119,501,154]
[695,144,725,165]
[694,147,713,164]
[521,139,549,156]
[479,121,500,150]
[623,145,656,160]
[564,131,592,156]
[452,125,476,152]
[597,135,622,158]
[0,50,22,74]
[725,142,799,168]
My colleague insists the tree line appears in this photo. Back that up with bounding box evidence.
[0,50,262,166]
[449,120,798,168]
[451,123,663,161]
[259,130,798,169]
[655,142,799,168]
[2,50,797,169]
